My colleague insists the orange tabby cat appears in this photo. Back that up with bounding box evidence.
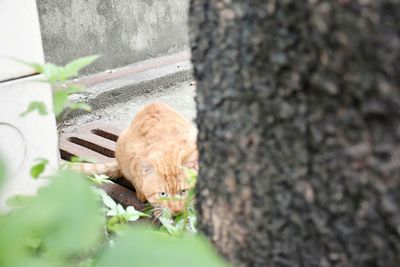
[69,102,198,215]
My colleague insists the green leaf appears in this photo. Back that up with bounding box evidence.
[20,101,48,117]
[6,195,35,208]
[89,174,114,186]
[52,90,70,116]
[16,55,99,82]
[30,158,49,179]
[64,55,100,78]
[158,211,178,236]
[96,189,117,210]
[15,59,44,73]
[30,171,104,256]
[69,102,92,112]
[96,226,230,267]
[124,206,148,222]
[65,84,83,94]
[53,85,84,116]
[106,216,128,233]
[70,156,97,163]
[42,63,64,83]
[0,170,104,266]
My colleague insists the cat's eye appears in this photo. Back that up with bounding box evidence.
[180,189,188,196]
[159,192,168,198]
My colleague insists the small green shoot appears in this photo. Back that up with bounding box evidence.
[63,55,100,78]
[52,84,83,116]
[89,174,114,186]
[17,55,99,82]
[70,156,97,163]
[61,156,98,171]
[17,55,99,118]
[159,210,180,235]
[30,158,49,179]
[93,188,148,233]
[107,204,148,223]
[20,101,48,116]
[69,102,92,112]
[158,204,198,236]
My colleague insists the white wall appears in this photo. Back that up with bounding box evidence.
[0,0,59,209]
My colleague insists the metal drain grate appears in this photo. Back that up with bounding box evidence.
[60,122,146,211]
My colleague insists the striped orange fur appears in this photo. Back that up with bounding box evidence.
[116,102,198,215]
[67,161,121,178]
[68,102,198,215]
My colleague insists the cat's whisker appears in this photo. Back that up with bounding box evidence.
[151,205,163,212]
[152,210,165,223]
[149,205,165,221]
[153,207,166,219]
[152,215,159,224]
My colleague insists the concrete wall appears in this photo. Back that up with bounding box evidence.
[0,0,59,209]
[36,0,189,75]
[0,0,45,81]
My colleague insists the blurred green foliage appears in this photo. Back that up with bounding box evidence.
[97,227,227,267]
[0,168,228,267]
[0,170,103,267]
[1,56,229,267]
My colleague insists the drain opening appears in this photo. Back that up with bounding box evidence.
[59,123,150,215]
[116,177,135,190]
[67,137,115,158]
[60,149,75,161]
[91,129,119,142]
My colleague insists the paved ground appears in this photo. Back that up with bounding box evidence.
[60,52,196,134]
[61,80,196,133]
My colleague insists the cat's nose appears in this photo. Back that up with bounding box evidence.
[170,207,182,215]
[169,203,183,215]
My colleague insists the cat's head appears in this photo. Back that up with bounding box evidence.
[138,150,198,216]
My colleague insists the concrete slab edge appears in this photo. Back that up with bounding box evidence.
[64,51,193,120]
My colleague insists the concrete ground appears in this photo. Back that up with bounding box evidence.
[60,51,196,134]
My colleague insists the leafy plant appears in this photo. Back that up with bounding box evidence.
[0,56,229,267]
[0,170,104,267]
[88,174,114,186]
[18,55,98,118]
[0,167,229,267]
[93,187,148,233]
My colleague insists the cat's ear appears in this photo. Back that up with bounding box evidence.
[183,150,198,171]
[139,159,154,176]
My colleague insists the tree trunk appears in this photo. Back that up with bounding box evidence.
[189,1,400,266]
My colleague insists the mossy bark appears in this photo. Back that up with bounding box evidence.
[189,1,400,266]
